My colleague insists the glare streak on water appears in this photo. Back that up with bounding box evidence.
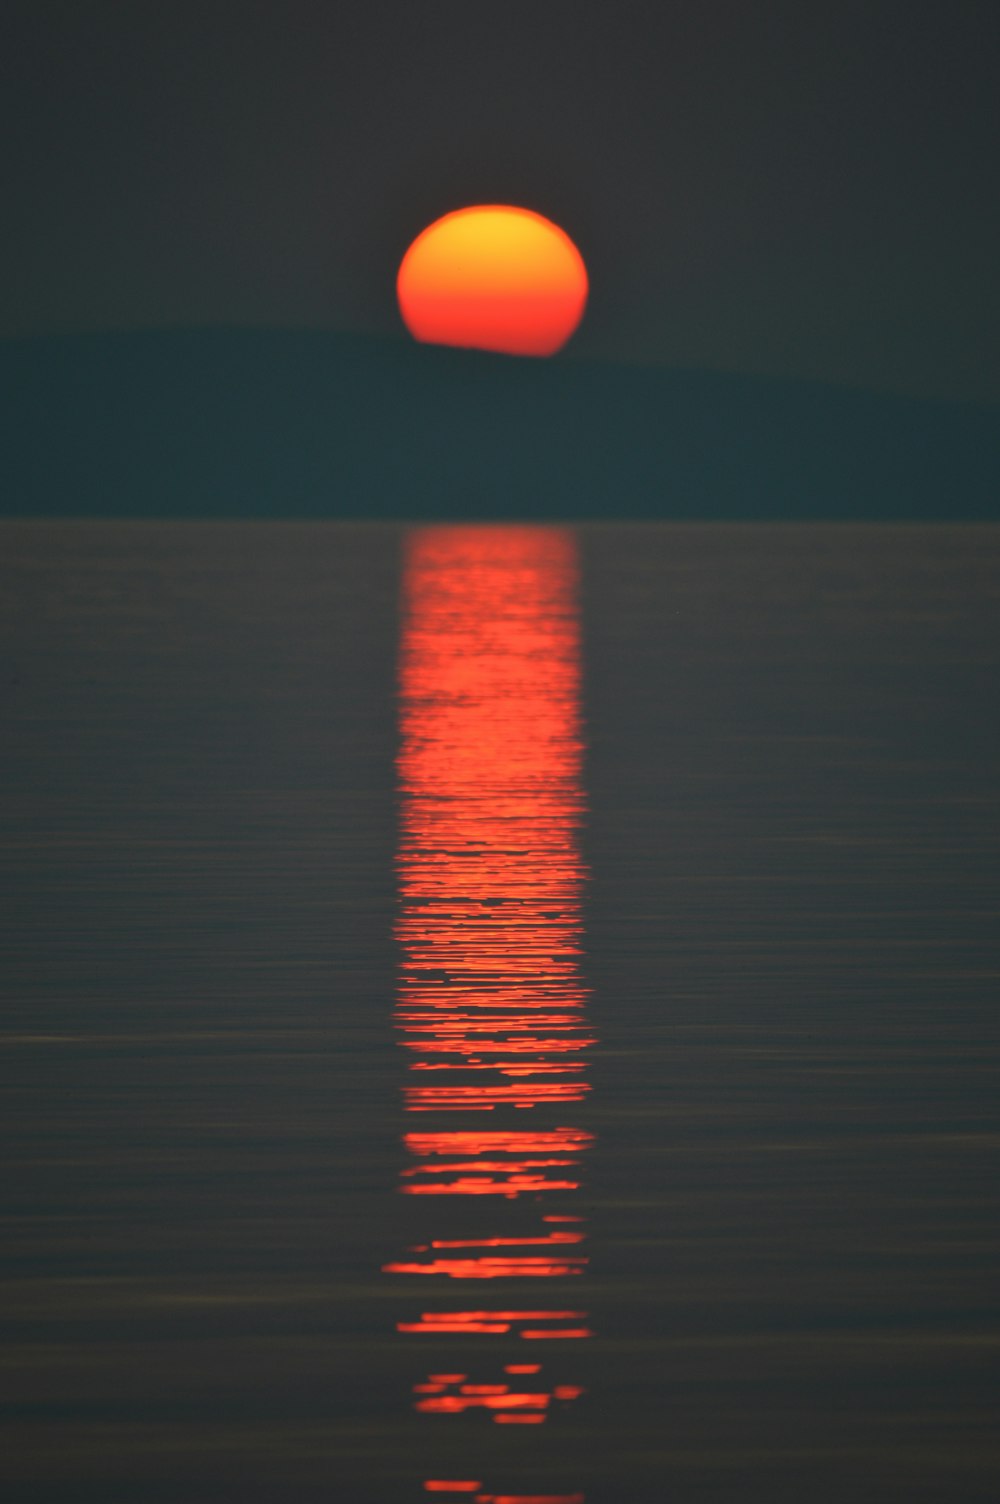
[388,525,594,1498]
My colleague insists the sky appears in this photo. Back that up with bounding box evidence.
[2,0,998,402]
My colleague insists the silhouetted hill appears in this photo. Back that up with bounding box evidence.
[2,328,998,518]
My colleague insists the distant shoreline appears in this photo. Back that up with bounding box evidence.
[3,328,998,521]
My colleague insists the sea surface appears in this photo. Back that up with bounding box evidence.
[2,521,999,1504]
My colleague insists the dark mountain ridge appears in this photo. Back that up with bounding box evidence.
[2,328,997,519]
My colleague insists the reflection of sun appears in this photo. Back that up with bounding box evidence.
[392,527,594,1501]
[397,206,588,357]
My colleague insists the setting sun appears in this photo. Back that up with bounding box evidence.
[397,206,588,357]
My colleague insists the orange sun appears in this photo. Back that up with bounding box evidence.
[397,205,588,358]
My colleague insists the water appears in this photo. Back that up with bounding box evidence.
[2,521,999,1503]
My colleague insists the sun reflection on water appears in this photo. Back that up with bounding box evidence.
[388,526,593,1499]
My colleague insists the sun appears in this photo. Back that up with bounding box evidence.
[397,205,588,358]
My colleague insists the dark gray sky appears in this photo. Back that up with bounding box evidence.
[3,0,998,401]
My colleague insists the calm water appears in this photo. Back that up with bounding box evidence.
[2,522,999,1503]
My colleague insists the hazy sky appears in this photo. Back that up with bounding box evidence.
[3,0,998,401]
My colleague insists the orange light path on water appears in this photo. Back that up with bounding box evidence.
[391,526,592,1499]
[424,1490,585,1504]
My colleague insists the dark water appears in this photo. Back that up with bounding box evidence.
[2,522,999,1504]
